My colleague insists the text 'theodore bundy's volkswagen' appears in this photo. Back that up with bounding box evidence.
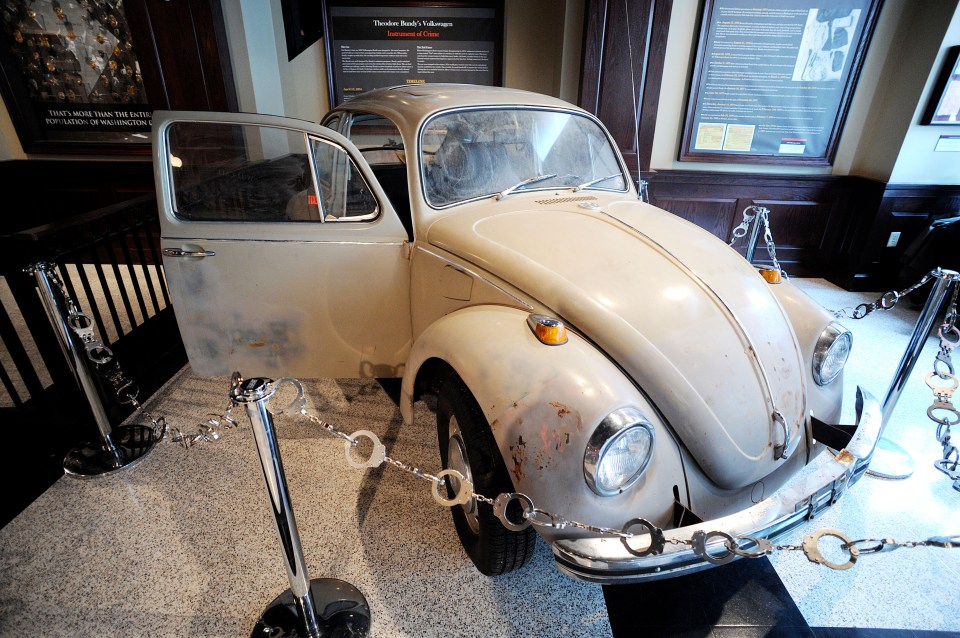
[153,84,880,582]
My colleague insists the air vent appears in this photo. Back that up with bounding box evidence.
[534,195,599,205]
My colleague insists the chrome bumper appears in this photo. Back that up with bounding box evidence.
[552,386,882,583]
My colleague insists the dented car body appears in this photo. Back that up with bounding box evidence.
[153,84,880,583]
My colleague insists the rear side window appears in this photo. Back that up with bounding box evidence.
[166,121,377,222]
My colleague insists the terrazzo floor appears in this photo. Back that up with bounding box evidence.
[0,278,958,637]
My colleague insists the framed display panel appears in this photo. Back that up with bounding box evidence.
[280,0,325,61]
[680,0,882,166]
[921,46,960,126]
[321,0,503,107]
[0,0,152,154]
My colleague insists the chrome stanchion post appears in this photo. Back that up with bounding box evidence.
[28,262,156,477]
[868,268,960,479]
[231,374,370,638]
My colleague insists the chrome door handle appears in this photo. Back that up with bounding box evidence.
[162,248,216,258]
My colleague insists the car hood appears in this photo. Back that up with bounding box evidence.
[426,198,807,490]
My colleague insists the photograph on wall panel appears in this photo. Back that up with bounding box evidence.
[321,0,504,107]
[680,0,882,166]
[0,0,152,153]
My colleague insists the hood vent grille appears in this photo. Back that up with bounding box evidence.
[535,195,598,205]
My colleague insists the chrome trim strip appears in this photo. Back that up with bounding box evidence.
[598,210,807,439]
[415,246,534,310]
[162,238,406,246]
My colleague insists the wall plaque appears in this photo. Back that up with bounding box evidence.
[680,0,882,165]
[322,1,503,107]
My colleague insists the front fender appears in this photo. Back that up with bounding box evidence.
[401,305,686,540]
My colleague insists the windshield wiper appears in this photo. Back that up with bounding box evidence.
[573,173,622,192]
[495,173,558,200]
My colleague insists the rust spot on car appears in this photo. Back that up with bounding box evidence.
[509,435,527,482]
[249,342,266,348]
[548,401,583,431]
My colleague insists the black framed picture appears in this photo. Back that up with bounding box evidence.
[321,0,503,107]
[679,0,882,166]
[921,46,960,126]
[0,0,153,154]
[280,0,325,61]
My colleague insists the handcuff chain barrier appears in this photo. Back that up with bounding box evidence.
[34,263,239,449]
[728,205,787,278]
[278,377,958,572]
[831,268,960,320]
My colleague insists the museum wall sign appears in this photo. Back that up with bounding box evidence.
[321,1,503,106]
[680,0,882,165]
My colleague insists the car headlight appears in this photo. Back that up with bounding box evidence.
[813,322,852,386]
[584,407,655,496]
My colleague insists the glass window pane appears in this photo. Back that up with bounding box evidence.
[168,122,319,222]
[349,113,405,167]
[421,109,625,208]
[310,137,378,221]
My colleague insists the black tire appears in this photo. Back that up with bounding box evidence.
[436,368,536,575]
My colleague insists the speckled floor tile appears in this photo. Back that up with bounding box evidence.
[0,369,612,637]
[771,279,960,633]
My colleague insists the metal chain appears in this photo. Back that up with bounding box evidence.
[728,206,787,279]
[831,269,939,320]
[729,206,759,245]
[38,263,239,448]
[928,310,960,491]
[760,212,785,276]
[276,377,958,571]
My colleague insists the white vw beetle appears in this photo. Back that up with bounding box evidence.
[153,84,880,583]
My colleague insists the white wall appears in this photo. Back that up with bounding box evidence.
[888,3,960,184]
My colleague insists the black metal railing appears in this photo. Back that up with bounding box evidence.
[0,194,185,525]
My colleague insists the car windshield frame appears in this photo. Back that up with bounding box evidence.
[418,106,630,210]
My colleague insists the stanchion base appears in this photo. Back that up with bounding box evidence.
[866,437,916,480]
[63,424,158,478]
[252,578,371,638]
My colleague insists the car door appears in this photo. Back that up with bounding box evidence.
[153,111,412,379]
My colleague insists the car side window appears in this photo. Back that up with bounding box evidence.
[347,113,405,167]
[166,121,377,223]
[344,112,413,238]
[310,137,378,221]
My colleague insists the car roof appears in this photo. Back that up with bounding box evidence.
[331,83,586,127]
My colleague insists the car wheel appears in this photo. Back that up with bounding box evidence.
[436,368,536,575]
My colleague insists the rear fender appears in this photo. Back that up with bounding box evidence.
[400,305,686,539]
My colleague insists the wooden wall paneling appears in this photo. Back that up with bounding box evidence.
[124,0,238,112]
[580,0,671,175]
[650,196,738,239]
[746,199,833,275]
[645,171,863,277]
[1,160,155,233]
[828,183,960,291]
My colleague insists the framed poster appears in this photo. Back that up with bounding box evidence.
[321,1,503,107]
[280,0,325,61]
[680,0,882,165]
[921,46,960,125]
[0,0,152,154]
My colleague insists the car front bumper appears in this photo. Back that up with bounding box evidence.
[552,386,882,583]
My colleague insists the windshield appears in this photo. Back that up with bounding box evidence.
[421,108,627,207]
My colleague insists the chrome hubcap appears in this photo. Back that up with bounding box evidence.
[447,415,479,534]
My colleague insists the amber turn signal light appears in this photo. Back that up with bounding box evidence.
[758,267,782,284]
[527,314,568,345]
